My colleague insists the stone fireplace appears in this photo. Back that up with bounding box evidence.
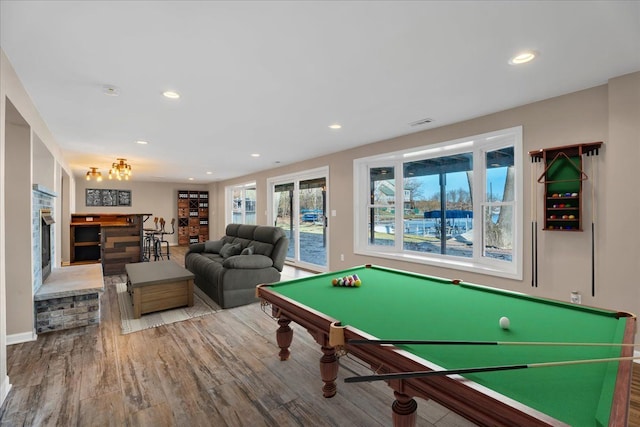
[40,208,54,282]
[32,184,104,334]
[32,184,56,292]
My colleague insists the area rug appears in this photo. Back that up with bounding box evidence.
[116,281,221,334]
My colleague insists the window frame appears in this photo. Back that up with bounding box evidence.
[225,181,257,226]
[354,126,523,280]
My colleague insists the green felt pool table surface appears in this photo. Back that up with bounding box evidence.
[260,265,636,426]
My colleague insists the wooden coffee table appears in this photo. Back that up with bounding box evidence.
[125,260,195,319]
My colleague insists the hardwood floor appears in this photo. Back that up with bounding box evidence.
[1,247,639,426]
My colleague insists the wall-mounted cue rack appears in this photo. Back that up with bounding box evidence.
[529,141,603,294]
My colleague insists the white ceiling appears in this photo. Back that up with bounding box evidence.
[1,1,639,183]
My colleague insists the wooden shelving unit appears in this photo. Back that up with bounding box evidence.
[71,223,101,263]
[530,142,602,232]
[178,190,209,245]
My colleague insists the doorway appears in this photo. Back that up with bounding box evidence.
[269,167,328,271]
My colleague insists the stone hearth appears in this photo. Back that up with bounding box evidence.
[34,264,104,334]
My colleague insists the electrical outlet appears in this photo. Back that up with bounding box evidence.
[340,254,344,261]
[570,291,581,304]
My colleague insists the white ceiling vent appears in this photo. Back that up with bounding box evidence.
[409,118,434,127]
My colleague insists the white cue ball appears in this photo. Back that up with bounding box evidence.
[499,316,510,330]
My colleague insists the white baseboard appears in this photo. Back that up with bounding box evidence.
[635,350,640,364]
[6,330,37,345]
[0,375,11,407]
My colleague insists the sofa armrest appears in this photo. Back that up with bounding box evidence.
[223,254,274,269]
[186,242,205,254]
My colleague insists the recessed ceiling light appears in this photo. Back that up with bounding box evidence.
[103,85,120,96]
[329,124,342,129]
[251,153,260,157]
[509,50,538,65]
[162,90,180,99]
[206,171,213,175]
[188,177,194,181]
[135,140,148,145]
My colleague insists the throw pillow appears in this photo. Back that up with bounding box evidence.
[241,246,254,255]
[204,239,224,253]
[220,242,242,258]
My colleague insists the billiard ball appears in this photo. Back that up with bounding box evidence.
[499,316,510,330]
[552,193,559,198]
[354,279,362,287]
[332,278,338,286]
[569,215,575,219]
[571,192,578,197]
[549,215,556,219]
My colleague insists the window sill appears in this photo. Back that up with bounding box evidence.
[354,248,522,281]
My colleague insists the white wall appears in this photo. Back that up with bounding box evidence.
[1,48,75,406]
[0,51,8,408]
[33,133,55,191]
[4,104,33,339]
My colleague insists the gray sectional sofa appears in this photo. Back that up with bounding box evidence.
[184,224,288,308]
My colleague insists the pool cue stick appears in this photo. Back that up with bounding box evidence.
[531,158,535,287]
[530,157,536,288]
[534,157,538,287]
[344,355,640,383]
[348,339,640,348]
[591,151,597,296]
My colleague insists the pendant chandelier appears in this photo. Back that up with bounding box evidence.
[85,167,103,181]
[109,158,132,180]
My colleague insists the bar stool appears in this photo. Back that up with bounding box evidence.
[155,218,175,260]
[142,217,161,261]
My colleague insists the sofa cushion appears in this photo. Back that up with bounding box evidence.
[248,240,273,257]
[204,239,224,253]
[230,237,251,248]
[241,246,254,255]
[225,223,242,237]
[237,224,257,240]
[201,253,223,262]
[254,225,286,244]
[223,254,273,269]
[220,242,242,258]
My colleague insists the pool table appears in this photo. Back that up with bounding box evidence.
[256,265,636,427]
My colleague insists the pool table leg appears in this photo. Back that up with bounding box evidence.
[276,317,293,361]
[319,346,339,398]
[391,390,417,427]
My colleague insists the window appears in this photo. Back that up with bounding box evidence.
[226,182,256,225]
[354,127,522,279]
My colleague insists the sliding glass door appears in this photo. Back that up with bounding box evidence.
[269,168,328,271]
